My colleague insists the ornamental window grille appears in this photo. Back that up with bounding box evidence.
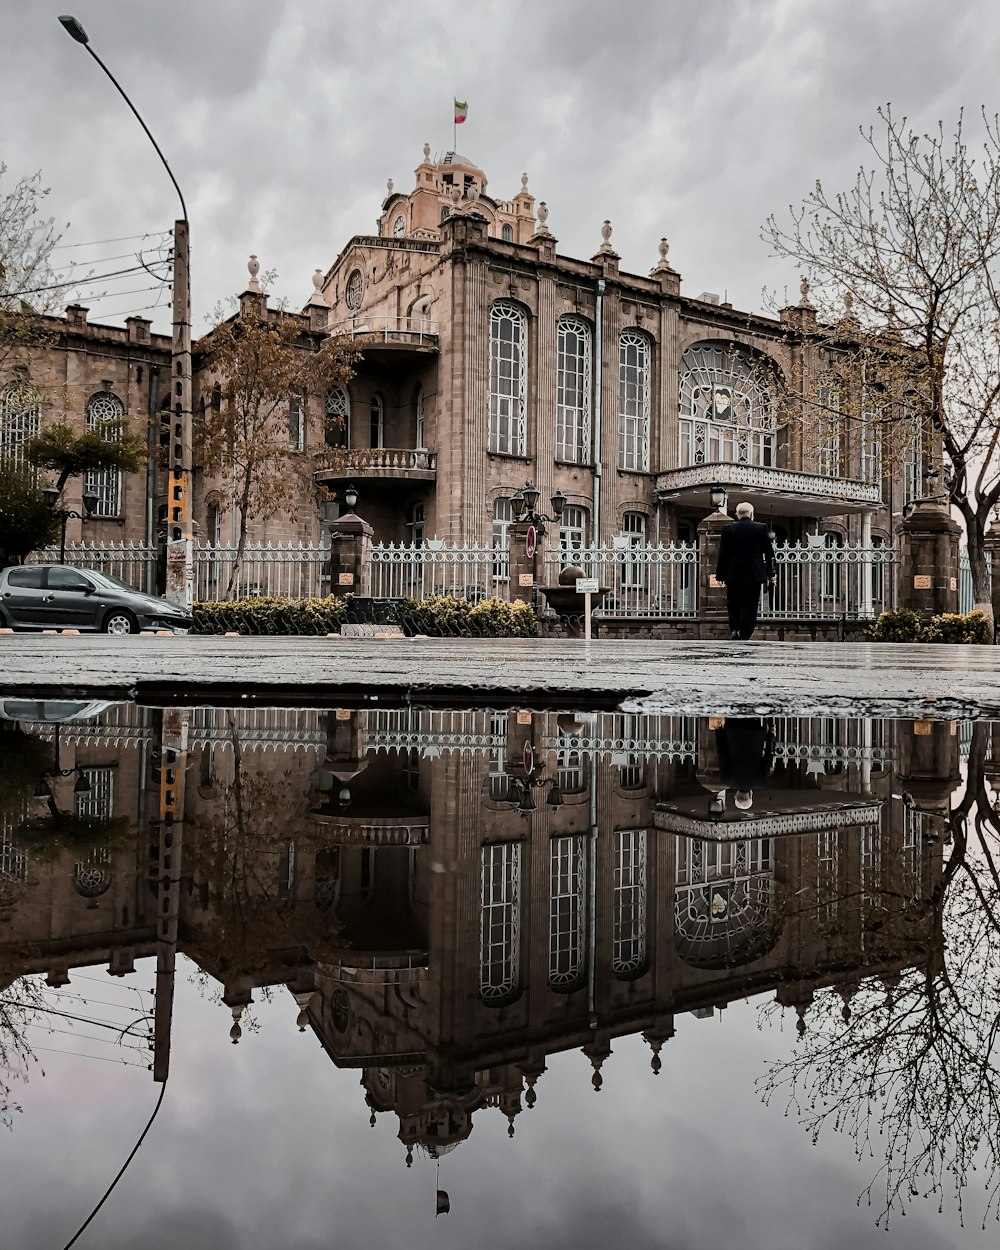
[860,823,882,920]
[612,828,647,977]
[860,392,883,485]
[549,835,586,989]
[617,712,646,790]
[816,381,844,478]
[314,848,341,911]
[345,269,364,310]
[84,392,125,516]
[556,726,586,795]
[821,532,844,602]
[556,317,592,464]
[673,837,774,967]
[901,406,922,502]
[0,828,27,886]
[815,828,840,929]
[488,711,509,802]
[325,386,350,448]
[73,847,113,899]
[620,511,647,589]
[560,505,588,561]
[492,497,512,584]
[901,805,924,902]
[288,392,305,452]
[871,535,886,605]
[480,841,521,1002]
[0,381,41,469]
[370,393,384,449]
[678,342,776,468]
[415,385,426,448]
[77,768,114,821]
[618,329,651,471]
[488,302,527,456]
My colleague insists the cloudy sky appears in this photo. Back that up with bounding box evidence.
[2,0,999,334]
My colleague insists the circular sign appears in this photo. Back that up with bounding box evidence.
[522,741,535,776]
[525,525,537,560]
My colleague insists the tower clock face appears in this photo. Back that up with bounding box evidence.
[393,214,406,237]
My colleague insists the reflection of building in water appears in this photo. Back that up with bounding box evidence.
[0,704,956,1156]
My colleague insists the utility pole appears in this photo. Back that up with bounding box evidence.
[165,219,194,609]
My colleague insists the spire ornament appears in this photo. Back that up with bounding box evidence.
[650,236,674,276]
[799,276,812,307]
[247,255,261,293]
[534,201,551,237]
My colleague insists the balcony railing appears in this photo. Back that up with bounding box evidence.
[655,461,882,507]
[315,448,437,483]
[329,315,439,345]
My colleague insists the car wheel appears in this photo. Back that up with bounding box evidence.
[103,609,138,636]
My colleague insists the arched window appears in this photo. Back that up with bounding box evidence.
[370,393,384,450]
[502,223,514,242]
[620,511,647,591]
[618,329,651,471]
[325,386,350,448]
[816,377,845,479]
[559,504,588,562]
[85,391,125,517]
[612,829,647,978]
[821,530,845,604]
[678,342,776,468]
[0,380,41,469]
[288,392,305,452]
[441,206,451,223]
[488,302,527,456]
[556,317,592,464]
[414,384,426,448]
[206,500,222,547]
[674,836,776,968]
[480,841,521,1003]
[492,497,512,586]
[549,835,585,990]
[210,382,222,412]
[556,726,586,794]
[408,501,425,547]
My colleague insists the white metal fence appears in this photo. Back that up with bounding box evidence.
[546,543,698,617]
[194,540,329,601]
[28,541,158,593]
[369,541,502,601]
[959,548,992,615]
[760,541,896,620]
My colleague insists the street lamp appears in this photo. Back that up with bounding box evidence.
[344,484,359,512]
[499,772,564,817]
[42,484,100,563]
[59,15,192,611]
[709,484,728,512]
[509,481,566,532]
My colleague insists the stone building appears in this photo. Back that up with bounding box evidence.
[1,141,935,577]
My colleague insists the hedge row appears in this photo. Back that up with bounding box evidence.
[869,608,993,644]
[193,594,538,637]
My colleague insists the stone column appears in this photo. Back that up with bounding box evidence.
[897,502,961,617]
[507,520,537,605]
[859,510,874,619]
[985,527,1000,625]
[329,511,374,596]
[697,508,731,632]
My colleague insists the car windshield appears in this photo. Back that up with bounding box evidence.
[86,570,143,593]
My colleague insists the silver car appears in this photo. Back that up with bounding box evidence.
[0,565,193,635]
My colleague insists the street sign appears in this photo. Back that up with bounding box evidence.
[526,525,537,559]
[576,577,599,594]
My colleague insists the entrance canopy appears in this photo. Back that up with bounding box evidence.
[654,462,881,518]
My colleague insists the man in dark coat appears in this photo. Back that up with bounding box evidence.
[714,717,776,809]
[715,501,776,640]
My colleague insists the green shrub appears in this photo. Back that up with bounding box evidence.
[398,595,538,637]
[869,607,993,644]
[193,595,349,635]
[922,610,993,645]
[868,609,924,642]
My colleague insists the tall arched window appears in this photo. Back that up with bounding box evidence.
[618,329,651,471]
[556,317,592,464]
[414,384,426,448]
[816,378,845,479]
[678,342,776,468]
[612,829,647,977]
[549,835,586,990]
[480,841,521,1003]
[492,497,512,587]
[0,380,41,469]
[85,391,125,516]
[288,392,305,452]
[488,302,527,456]
[369,393,384,449]
[674,836,776,968]
[325,386,350,448]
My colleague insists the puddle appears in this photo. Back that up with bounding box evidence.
[1,701,996,1245]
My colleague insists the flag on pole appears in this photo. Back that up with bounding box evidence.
[454,99,468,124]
[436,1190,451,1216]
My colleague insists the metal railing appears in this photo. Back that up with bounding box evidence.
[28,540,158,593]
[959,548,992,615]
[369,540,503,601]
[194,540,330,601]
[544,543,698,617]
[329,315,439,343]
[759,541,896,620]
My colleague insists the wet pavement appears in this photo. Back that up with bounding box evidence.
[1,699,998,1245]
[0,634,996,716]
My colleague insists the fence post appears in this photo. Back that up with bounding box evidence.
[329,512,374,597]
[507,521,537,605]
[984,529,1000,627]
[697,508,731,633]
[897,501,961,618]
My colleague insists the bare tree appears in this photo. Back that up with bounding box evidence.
[766,107,1000,612]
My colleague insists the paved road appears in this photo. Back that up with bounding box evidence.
[0,635,994,717]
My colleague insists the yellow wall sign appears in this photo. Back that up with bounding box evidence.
[518,574,534,586]
[913,575,932,589]
[338,572,355,585]
[913,720,933,735]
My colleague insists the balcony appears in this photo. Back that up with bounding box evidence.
[328,315,439,360]
[306,813,430,847]
[315,448,437,487]
[654,462,882,516]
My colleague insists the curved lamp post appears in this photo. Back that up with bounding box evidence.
[42,483,100,563]
[58,15,193,610]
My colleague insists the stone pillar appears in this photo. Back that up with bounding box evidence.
[897,502,961,617]
[697,509,731,631]
[507,520,536,605]
[859,510,874,619]
[985,527,1000,625]
[329,511,374,596]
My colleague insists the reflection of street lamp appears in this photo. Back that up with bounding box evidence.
[34,724,92,816]
[42,483,100,563]
[499,771,564,817]
[59,15,192,611]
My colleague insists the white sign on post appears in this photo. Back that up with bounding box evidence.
[576,578,599,642]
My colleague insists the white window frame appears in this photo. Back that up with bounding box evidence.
[678,343,776,468]
[620,511,647,589]
[480,841,521,1002]
[560,504,588,563]
[618,329,651,472]
[817,381,843,479]
[492,497,512,586]
[860,390,883,485]
[0,381,41,470]
[84,391,125,517]
[288,392,305,452]
[612,828,647,977]
[370,393,384,450]
[556,317,592,464]
[488,302,527,457]
[325,386,351,448]
[415,384,426,449]
[549,835,586,989]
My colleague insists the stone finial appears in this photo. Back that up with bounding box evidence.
[659,237,669,263]
[386,177,394,194]
[450,183,461,205]
[590,1054,604,1091]
[247,255,261,293]
[533,201,551,237]
[230,1003,245,1044]
[468,183,480,205]
[844,289,854,312]
[422,142,431,161]
[648,1039,663,1075]
[369,1111,377,1128]
[799,276,812,307]
[650,236,674,275]
[521,171,529,191]
[594,219,619,259]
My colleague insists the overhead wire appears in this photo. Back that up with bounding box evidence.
[6,262,171,298]
[51,230,171,251]
[31,1045,149,1070]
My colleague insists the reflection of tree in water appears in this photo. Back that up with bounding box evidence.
[760,723,1000,1226]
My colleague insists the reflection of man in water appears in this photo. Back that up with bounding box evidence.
[714,717,775,811]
